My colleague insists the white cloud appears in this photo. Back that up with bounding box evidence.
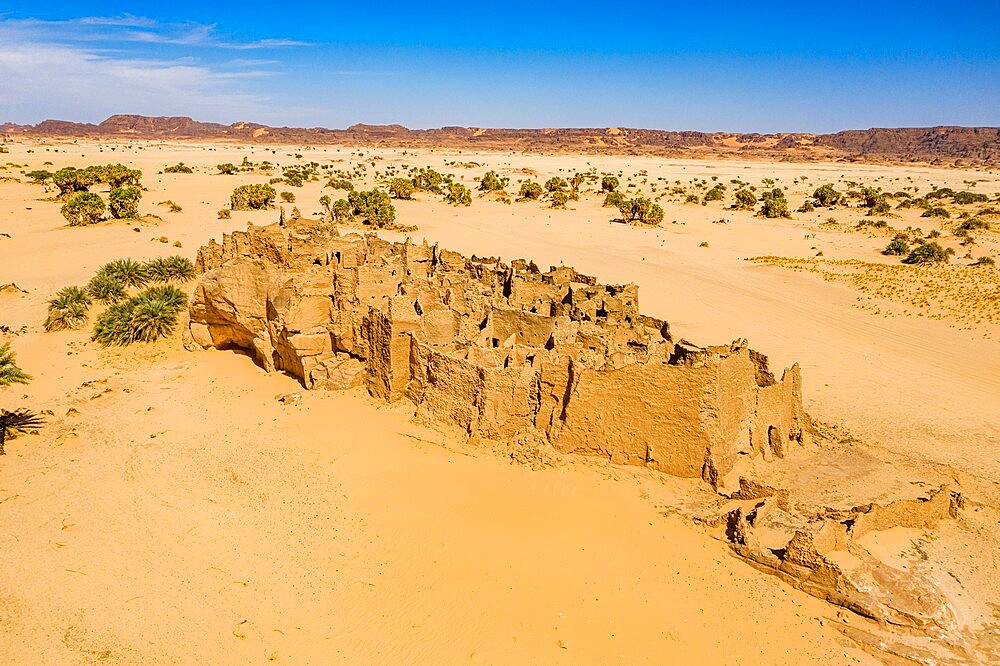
[0,35,274,123]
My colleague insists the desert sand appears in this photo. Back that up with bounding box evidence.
[2,138,999,663]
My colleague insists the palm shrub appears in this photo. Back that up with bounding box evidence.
[0,409,44,455]
[93,302,136,346]
[60,192,105,225]
[101,258,149,288]
[145,256,195,283]
[129,296,179,343]
[92,286,186,346]
[0,343,31,387]
[87,273,127,304]
[108,187,141,219]
[45,286,91,331]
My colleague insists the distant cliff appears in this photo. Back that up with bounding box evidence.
[4,114,998,165]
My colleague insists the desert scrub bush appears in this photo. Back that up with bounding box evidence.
[101,164,142,188]
[145,256,195,283]
[601,175,619,192]
[758,189,790,218]
[921,206,951,219]
[331,198,352,222]
[52,167,97,196]
[60,192,105,225]
[389,178,415,199]
[570,173,585,191]
[798,200,815,213]
[26,170,52,183]
[479,171,508,192]
[280,191,296,203]
[413,168,444,193]
[445,183,472,206]
[903,242,952,264]
[108,187,141,219]
[544,177,568,192]
[217,208,231,219]
[0,342,31,387]
[231,184,277,210]
[617,198,664,225]
[813,184,842,206]
[92,286,187,346]
[956,218,989,233]
[45,286,91,331]
[86,272,127,304]
[518,180,543,200]
[732,188,757,210]
[953,191,988,205]
[972,256,996,266]
[603,191,628,208]
[883,236,910,256]
[550,191,569,208]
[703,184,726,201]
[164,163,193,174]
[348,189,396,227]
[326,178,354,191]
[217,163,238,175]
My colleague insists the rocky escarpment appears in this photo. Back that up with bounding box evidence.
[186,216,997,659]
[5,115,999,164]
[187,216,809,483]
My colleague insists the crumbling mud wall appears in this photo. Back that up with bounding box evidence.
[187,216,811,482]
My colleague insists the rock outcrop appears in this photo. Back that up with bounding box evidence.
[187,215,810,482]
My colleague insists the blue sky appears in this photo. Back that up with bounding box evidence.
[1,1,998,132]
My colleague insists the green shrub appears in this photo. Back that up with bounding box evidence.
[956,218,989,233]
[92,286,187,346]
[518,180,543,200]
[60,192,105,225]
[108,187,141,219]
[129,296,179,342]
[217,208,231,219]
[703,184,726,201]
[921,206,950,218]
[601,175,619,192]
[348,189,396,227]
[332,198,351,222]
[617,197,663,224]
[480,171,508,192]
[101,164,141,188]
[0,342,31,387]
[883,237,910,256]
[164,163,193,174]
[603,191,627,208]
[87,273,127,304]
[389,178,415,199]
[44,286,91,331]
[972,256,996,266]
[26,170,52,183]
[145,256,195,283]
[798,201,815,213]
[326,179,354,191]
[733,188,757,210]
[231,184,277,210]
[413,168,444,193]
[217,163,238,175]
[861,187,887,210]
[445,182,472,206]
[52,167,96,195]
[101,258,149,288]
[813,184,842,206]
[871,199,892,215]
[953,191,988,204]
[903,242,952,264]
[280,191,296,203]
[551,191,569,208]
[545,177,567,192]
[759,196,790,218]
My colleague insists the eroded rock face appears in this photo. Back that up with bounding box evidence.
[188,216,811,481]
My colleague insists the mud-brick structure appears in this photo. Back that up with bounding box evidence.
[188,217,810,482]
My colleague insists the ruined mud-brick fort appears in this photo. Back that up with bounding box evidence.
[187,216,810,483]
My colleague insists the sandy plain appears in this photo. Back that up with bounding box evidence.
[1,139,999,663]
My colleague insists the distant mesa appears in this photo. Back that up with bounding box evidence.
[2,114,999,164]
